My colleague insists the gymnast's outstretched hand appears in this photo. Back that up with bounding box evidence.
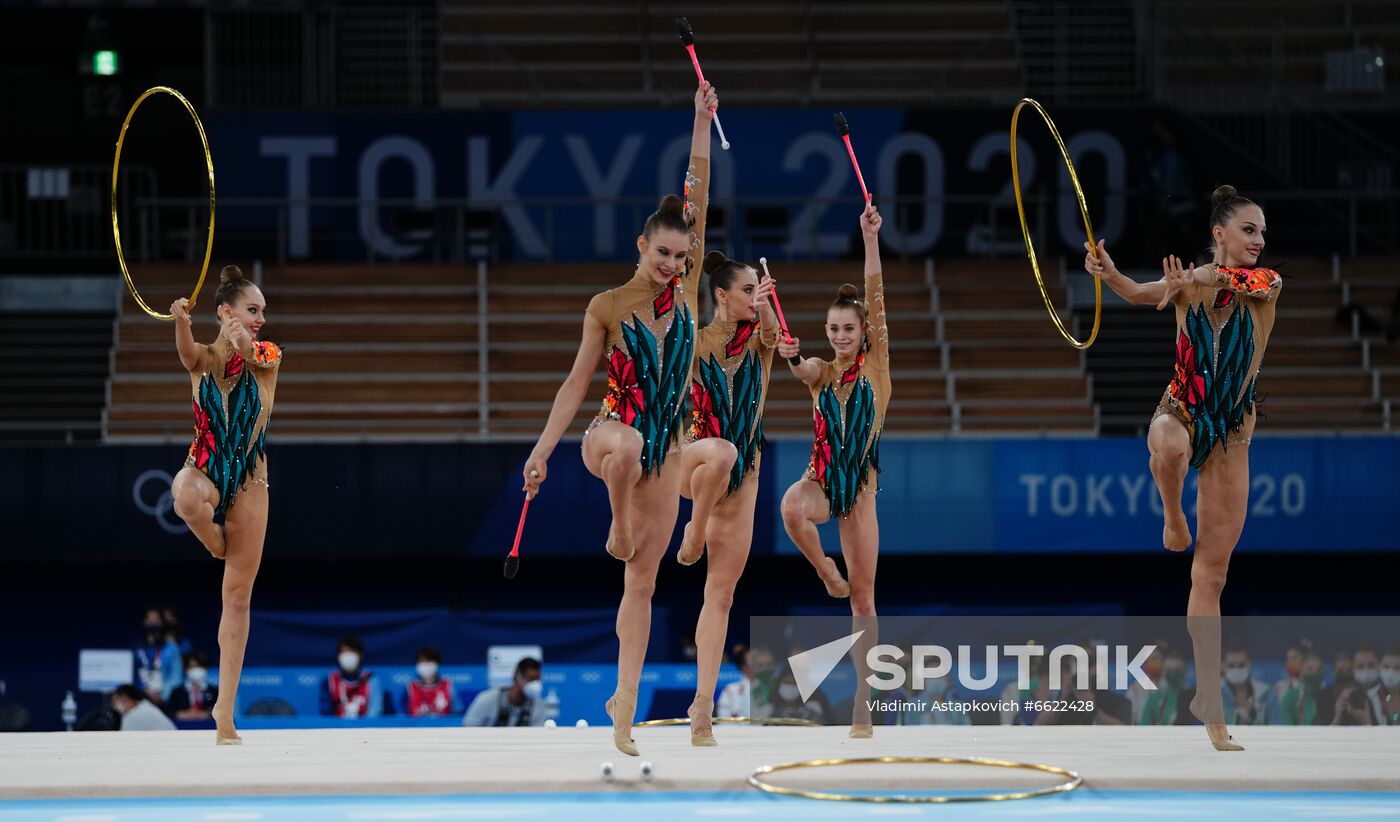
[1158,255,1194,311]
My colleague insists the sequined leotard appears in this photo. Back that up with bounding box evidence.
[585,156,709,475]
[803,266,891,519]
[184,336,282,515]
[1153,264,1281,468]
[688,316,779,494]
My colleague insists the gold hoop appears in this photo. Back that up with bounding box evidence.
[1010,97,1101,350]
[748,755,1082,804]
[111,86,216,321]
[633,716,821,728]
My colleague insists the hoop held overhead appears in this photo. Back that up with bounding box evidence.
[1010,97,1102,350]
[111,86,215,321]
[748,754,1083,803]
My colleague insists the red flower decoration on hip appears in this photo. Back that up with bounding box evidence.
[188,400,215,468]
[689,380,721,440]
[604,348,644,425]
[809,407,832,483]
[223,352,245,378]
[1169,330,1204,419]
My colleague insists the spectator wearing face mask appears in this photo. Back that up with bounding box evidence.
[716,644,753,719]
[111,684,176,731]
[1352,646,1380,691]
[1279,650,1330,725]
[768,668,828,724]
[404,646,456,717]
[463,657,546,727]
[1368,647,1400,727]
[320,636,381,718]
[906,669,969,726]
[167,651,219,720]
[1139,650,1192,725]
[1332,647,1375,726]
[1219,645,1276,726]
[134,608,184,705]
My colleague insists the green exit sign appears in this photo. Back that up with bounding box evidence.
[93,50,119,76]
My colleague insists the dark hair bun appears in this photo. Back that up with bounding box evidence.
[643,193,690,239]
[836,283,861,302]
[703,250,729,275]
[219,265,245,285]
[657,193,684,218]
[1211,185,1239,210]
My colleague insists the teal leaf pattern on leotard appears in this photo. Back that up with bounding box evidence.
[813,377,879,519]
[1182,300,1257,469]
[618,302,695,475]
[697,350,765,494]
[196,370,267,515]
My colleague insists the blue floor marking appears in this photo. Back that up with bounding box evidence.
[2,790,1398,821]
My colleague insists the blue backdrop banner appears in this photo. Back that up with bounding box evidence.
[769,436,1400,553]
[203,107,1146,261]
[1,437,1395,558]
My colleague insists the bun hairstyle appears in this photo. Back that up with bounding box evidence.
[643,193,688,239]
[1209,184,1256,230]
[830,283,866,324]
[214,264,253,308]
[1205,184,1262,262]
[703,250,749,293]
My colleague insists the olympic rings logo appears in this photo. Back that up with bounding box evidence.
[132,469,186,534]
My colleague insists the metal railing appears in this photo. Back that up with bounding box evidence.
[1141,0,1400,202]
[71,189,1400,265]
[7,184,1398,266]
[207,4,438,111]
[1009,0,1143,103]
[4,160,1398,263]
[104,192,1057,267]
[0,165,156,259]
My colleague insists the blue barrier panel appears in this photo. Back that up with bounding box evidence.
[989,437,1400,552]
[2,438,1395,559]
[234,663,739,728]
[247,608,668,671]
[772,436,1400,553]
[770,438,999,554]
